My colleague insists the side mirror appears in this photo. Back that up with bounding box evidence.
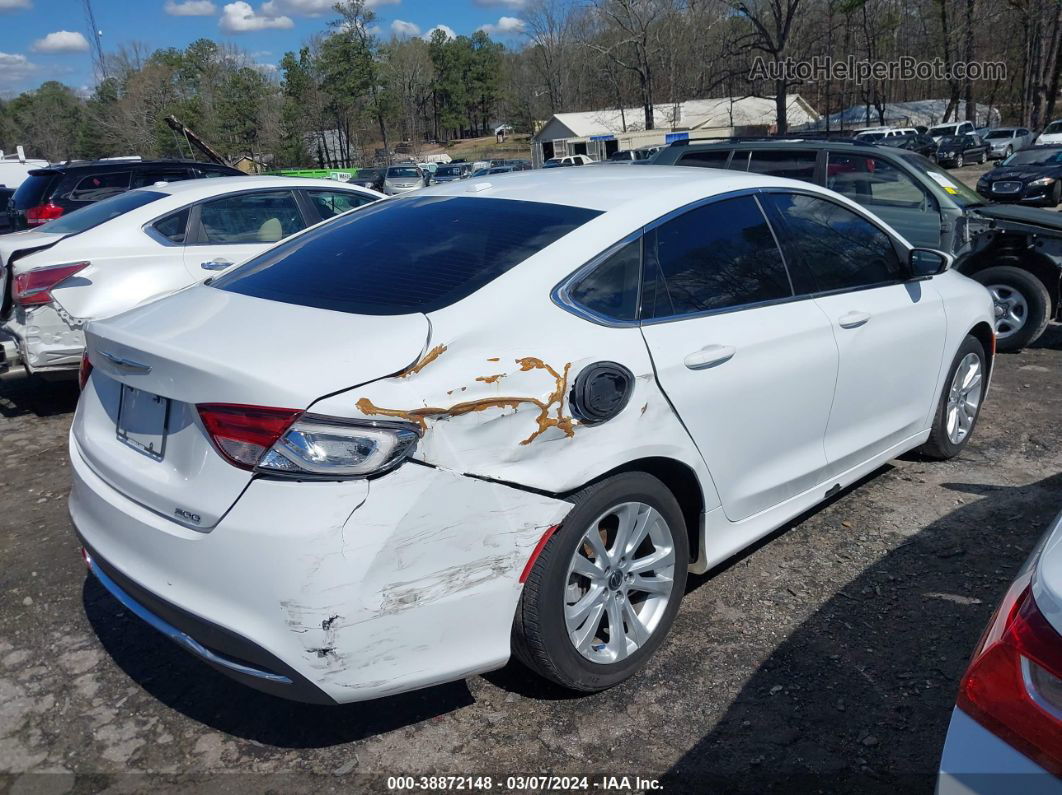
[909,248,951,277]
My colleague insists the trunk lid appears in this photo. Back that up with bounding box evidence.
[75,285,429,528]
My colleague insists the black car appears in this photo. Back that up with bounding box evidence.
[883,133,939,160]
[976,146,1062,206]
[650,136,1062,350]
[348,167,385,191]
[0,188,13,234]
[7,158,242,231]
[934,134,990,168]
[430,163,470,183]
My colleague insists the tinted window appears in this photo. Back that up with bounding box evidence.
[568,239,641,321]
[826,154,929,209]
[747,150,817,181]
[214,196,601,315]
[199,190,304,244]
[728,151,751,171]
[644,196,792,318]
[677,149,731,168]
[11,173,58,210]
[132,168,192,188]
[69,171,131,202]
[152,208,190,243]
[387,167,420,178]
[765,193,904,292]
[307,189,375,220]
[36,190,165,235]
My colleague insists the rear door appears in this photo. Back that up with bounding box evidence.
[182,189,307,278]
[639,194,839,522]
[825,151,942,247]
[763,191,947,475]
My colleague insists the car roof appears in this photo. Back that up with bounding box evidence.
[415,164,822,212]
[662,137,897,154]
[142,174,370,199]
[37,159,234,172]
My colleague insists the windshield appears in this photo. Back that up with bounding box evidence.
[856,132,885,142]
[355,169,381,180]
[38,190,166,234]
[1001,148,1062,166]
[1045,121,1062,135]
[914,156,984,207]
[985,130,1014,140]
[387,167,420,178]
[929,125,959,136]
[938,136,963,146]
[213,196,601,315]
[435,166,461,176]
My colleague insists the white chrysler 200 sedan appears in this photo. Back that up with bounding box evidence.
[70,166,995,704]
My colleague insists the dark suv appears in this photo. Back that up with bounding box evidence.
[650,138,1062,350]
[7,158,242,231]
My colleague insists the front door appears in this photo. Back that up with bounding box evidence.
[763,191,948,474]
[639,194,839,522]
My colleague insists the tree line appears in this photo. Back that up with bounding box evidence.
[1,0,1060,165]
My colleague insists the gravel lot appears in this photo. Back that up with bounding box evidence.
[1,161,1060,793]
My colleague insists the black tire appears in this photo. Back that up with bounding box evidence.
[1005,146,1013,158]
[1046,181,1062,208]
[955,153,964,168]
[971,264,1051,351]
[919,335,988,460]
[512,471,688,692]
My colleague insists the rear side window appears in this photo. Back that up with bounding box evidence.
[747,150,817,182]
[213,196,601,315]
[644,195,792,319]
[198,191,304,244]
[151,208,190,243]
[677,150,731,168]
[764,192,904,292]
[69,171,131,202]
[567,239,641,321]
[35,190,166,235]
[132,168,193,188]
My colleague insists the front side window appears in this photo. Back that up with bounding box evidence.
[198,190,304,244]
[567,239,641,321]
[747,150,818,182]
[764,192,904,293]
[307,189,375,220]
[826,154,929,209]
[644,195,792,319]
[213,196,601,315]
[69,171,131,202]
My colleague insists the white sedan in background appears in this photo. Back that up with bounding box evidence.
[939,508,1062,793]
[0,176,381,377]
[72,167,994,704]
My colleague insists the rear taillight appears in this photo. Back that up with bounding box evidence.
[13,262,89,307]
[25,202,64,226]
[197,404,302,470]
[197,404,419,478]
[958,577,1062,776]
[78,351,92,390]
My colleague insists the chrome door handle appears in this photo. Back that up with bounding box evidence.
[200,258,233,271]
[838,311,871,329]
[683,344,736,370]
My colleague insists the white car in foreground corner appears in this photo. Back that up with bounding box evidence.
[939,508,1062,793]
[72,166,994,704]
[0,176,382,376]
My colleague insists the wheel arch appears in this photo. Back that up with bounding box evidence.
[959,244,1061,317]
[968,321,996,380]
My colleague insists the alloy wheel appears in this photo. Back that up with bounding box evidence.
[988,284,1028,339]
[563,501,676,664]
[946,352,983,445]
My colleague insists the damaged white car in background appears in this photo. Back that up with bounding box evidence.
[71,166,995,705]
[0,176,381,377]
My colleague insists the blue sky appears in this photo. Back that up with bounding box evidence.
[0,0,530,97]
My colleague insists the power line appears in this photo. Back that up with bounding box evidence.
[82,0,107,81]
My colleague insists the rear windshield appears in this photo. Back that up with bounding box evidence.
[37,190,166,234]
[11,173,59,210]
[213,195,601,315]
[435,166,461,176]
[929,125,957,136]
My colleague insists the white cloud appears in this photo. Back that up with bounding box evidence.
[164,0,217,16]
[0,52,36,86]
[473,0,525,7]
[260,0,397,16]
[390,19,420,37]
[253,61,277,73]
[421,24,455,41]
[220,1,294,32]
[31,31,90,54]
[477,15,525,35]
[0,0,32,11]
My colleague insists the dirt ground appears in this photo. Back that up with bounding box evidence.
[1,162,1061,794]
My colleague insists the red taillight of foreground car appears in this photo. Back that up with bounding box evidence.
[78,351,92,391]
[958,577,1062,776]
[24,202,64,226]
[13,262,89,306]
[197,404,303,470]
